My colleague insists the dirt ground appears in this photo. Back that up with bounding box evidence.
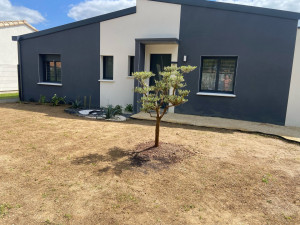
[0,103,299,225]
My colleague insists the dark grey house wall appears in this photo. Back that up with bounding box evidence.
[176,5,298,125]
[20,23,100,106]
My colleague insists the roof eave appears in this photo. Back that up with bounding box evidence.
[151,0,300,20]
[18,6,136,41]
[0,20,38,31]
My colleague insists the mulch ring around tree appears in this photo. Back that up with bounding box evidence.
[130,142,195,169]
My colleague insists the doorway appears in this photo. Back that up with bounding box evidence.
[149,54,171,86]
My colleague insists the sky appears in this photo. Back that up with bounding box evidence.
[0,0,299,31]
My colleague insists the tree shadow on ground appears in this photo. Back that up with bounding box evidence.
[71,142,194,176]
[71,147,136,176]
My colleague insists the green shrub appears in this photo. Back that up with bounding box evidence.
[114,105,123,115]
[71,99,82,109]
[105,105,122,119]
[51,94,66,106]
[125,104,133,112]
[39,95,46,104]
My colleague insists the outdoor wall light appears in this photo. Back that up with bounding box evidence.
[183,55,187,62]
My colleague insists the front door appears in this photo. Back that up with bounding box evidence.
[149,54,171,86]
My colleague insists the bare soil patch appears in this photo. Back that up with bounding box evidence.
[0,103,299,225]
[131,142,194,168]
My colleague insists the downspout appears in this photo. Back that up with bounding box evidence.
[12,36,23,101]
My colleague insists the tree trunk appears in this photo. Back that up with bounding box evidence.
[155,117,161,147]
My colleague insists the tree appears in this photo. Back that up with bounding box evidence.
[133,65,197,147]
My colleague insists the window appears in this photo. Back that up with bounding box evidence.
[103,56,113,80]
[42,54,61,83]
[200,57,237,93]
[129,56,134,76]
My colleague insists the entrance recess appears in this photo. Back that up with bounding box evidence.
[134,38,179,113]
[149,54,171,86]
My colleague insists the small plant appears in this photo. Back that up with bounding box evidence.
[84,96,87,108]
[51,94,66,106]
[117,193,138,203]
[105,105,114,119]
[39,95,46,104]
[262,174,271,184]
[114,105,123,115]
[283,214,293,220]
[182,204,196,212]
[71,99,82,109]
[105,105,118,119]
[125,104,133,112]
[63,214,72,220]
[0,203,12,218]
[105,105,123,119]
[44,219,52,224]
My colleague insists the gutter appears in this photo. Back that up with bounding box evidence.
[12,36,23,101]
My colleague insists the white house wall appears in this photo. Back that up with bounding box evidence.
[286,29,300,127]
[0,25,35,92]
[99,0,181,107]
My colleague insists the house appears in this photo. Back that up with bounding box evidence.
[14,0,300,127]
[0,20,37,92]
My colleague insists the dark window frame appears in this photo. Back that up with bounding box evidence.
[103,56,114,80]
[199,56,238,94]
[41,54,62,83]
[129,56,135,76]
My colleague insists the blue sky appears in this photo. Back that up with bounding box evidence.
[9,0,82,30]
[0,0,299,31]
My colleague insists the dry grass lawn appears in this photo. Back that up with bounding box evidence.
[0,103,299,225]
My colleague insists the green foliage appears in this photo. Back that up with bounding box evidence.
[114,105,123,115]
[51,94,66,106]
[105,105,123,119]
[0,203,12,218]
[133,65,196,116]
[182,204,196,212]
[125,104,133,112]
[39,95,46,104]
[63,214,72,220]
[133,65,196,147]
[262,174,271,184]
[71,99,82,109]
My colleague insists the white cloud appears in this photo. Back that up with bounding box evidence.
[215,0,300,13]
[68,0,136,21]
[67,0,300,23]
[0,0,45,24]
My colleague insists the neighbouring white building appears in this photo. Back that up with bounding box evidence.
[0,20,37,92]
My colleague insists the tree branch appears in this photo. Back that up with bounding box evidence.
[148,112,156,118]
[159,107,168,119]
